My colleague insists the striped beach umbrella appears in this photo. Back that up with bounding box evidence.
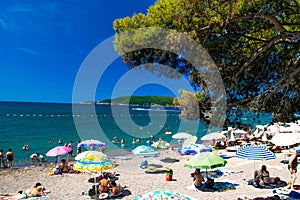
[77,139,107,148]
[236,145,276,161]
[236,145,276,179]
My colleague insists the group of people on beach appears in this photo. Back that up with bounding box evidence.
[97,171,123,198]
[0,148,14,169]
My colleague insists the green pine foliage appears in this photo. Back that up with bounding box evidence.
[113,0,300,125]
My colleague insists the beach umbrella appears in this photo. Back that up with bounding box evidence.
[184,152,227,178]
[180,143,212,155]
[134,190,197,200]
[151,140,171,149]
[236,145,276,179]
[151,140,171,159]
[74,154,116,195]
[74,150,107,160]
[201,131,226,140]
[270,133,299,147]
[132,145,160,157]
[233,129,247,135]
[172,132,193,139]
[73,154,115,173]
[184,152,227,169]
[46,146,72,163]
[77,139,107,149]
[236,145,276,161]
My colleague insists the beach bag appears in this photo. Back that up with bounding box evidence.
[140,160,148,169]
[205,178,214,188]
[88,185,99,196]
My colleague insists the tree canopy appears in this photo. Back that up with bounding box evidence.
[113,0,300,127]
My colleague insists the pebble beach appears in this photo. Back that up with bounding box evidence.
[0,149,297,200]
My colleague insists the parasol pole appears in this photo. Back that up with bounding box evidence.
[253,160,255,180]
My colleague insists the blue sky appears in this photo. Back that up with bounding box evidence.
[0,1,193,103]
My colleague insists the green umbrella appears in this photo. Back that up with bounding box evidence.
[184,152,227,178]
[151,140,171,149]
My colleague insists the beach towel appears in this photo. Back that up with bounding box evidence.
[201,169,223,179]
[289,190,300,199]
[185,181,238,192]
[245,179,287,189]
[219,169,243,176]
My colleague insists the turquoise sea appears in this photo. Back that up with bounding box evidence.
[0,101,272,166]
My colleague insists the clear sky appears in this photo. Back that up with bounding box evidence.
[0,1,193,103]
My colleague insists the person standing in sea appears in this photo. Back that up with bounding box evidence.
[0,149,4,168]
[6,148,14,169]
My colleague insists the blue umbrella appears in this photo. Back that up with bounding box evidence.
[236,145,276,161]
[132,145,160,157]
[236,145,276,179]
[179,143,212,155]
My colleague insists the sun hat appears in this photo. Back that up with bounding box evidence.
[99,193,108,199]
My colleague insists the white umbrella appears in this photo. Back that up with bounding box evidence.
[233,129,247,134]
[172,132,193,139]
[271,133,299,147]
[77,139,107,148]
[75,151,107,160]
[201,132,225,140]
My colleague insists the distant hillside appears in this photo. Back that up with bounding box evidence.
[100,96,174,106]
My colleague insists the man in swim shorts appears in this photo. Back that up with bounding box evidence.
[6,148,14,169]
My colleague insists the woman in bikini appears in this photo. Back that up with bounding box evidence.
[99,173,110,193]
[59,159,70,173]
[192,169,204,189]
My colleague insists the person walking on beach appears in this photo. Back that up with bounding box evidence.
[0,149,4,168]
[288,151,300,189]
[68,141,73,160]
[6,148,14,169]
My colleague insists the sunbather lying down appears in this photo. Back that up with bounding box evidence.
[1,185,50,200]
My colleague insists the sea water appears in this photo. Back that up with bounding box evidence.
[0,101,272,166]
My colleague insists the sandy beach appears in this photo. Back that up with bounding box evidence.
[0,148,298,200]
